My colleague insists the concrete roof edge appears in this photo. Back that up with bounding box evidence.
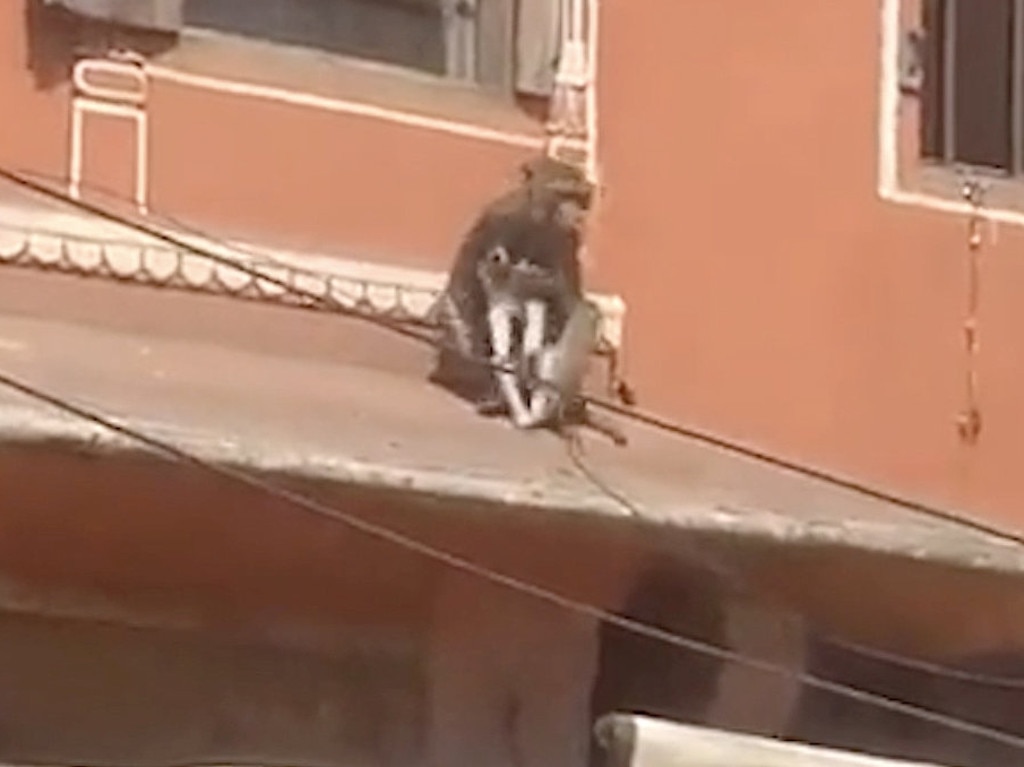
[2,400,1024,574]
[0,401,631,516]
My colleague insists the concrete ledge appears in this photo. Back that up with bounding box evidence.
[0,375,1021,575]
[0,294,1016,575]
[0,400,626,519]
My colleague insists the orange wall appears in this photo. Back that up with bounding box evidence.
[0,2,69,183]
[0,0,538,270]
[4,0,1024,530]
[145,77,535,269]
[594,0,1024,529]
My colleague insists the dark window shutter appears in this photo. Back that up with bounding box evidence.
[515,0,560,97]
[43,0,184,32]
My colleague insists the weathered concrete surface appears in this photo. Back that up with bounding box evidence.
[427,569,600,767]
[0,610,424,767]
[0,445,638,767]
[0,297,1017,573]
[0,296,1021,766]
[0,175,1020,572]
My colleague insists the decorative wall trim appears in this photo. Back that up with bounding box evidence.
[70,55,150,213]
[545,0,600,183]
[147,62,547,150]
[0,204,627,352]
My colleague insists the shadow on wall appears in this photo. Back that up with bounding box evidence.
[787,637,1024,767]
[588,561,730,767]
[23,1,177,90]
[589,558,1024,767]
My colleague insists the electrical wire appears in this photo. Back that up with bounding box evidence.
[565,437,1024,690]
[7,167,1024,694]
[6,168,368,307]
[3,165,1022,551]
[0,367,1023,751]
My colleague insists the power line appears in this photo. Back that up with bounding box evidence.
[3,165,1022,552]
[563,439,1024,691]
[0,366,1023,752]
[8,167,1024,692]
[13,167,1024,693]
[15,166,1024,693]
[0,168,435,342]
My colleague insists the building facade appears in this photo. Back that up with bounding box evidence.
[3,2,1024,767]
[5,1,1024,528]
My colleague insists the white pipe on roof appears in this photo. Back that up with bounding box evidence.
[594,714,950,767]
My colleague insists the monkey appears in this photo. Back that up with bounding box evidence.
[453,166,627,445]
[428,154,593,416]
[514,295,629,447]
[428,154,590,378]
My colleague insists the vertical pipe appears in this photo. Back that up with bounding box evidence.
[137,111,149,214]
[572,0,584,42]
[69,102,84,201]
[876,0,902,195]
[585,0,599,182]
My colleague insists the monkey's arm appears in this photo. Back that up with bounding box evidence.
[561,230,584,296]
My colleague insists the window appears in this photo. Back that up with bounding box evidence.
[181,0,556,95]
[38,0,563,100]
[184,0,455,78]
[918,0,1021,175]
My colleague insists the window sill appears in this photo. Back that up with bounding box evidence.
[902,162,1024,213]
[147,30,546,142]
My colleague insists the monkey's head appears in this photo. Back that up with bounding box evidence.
[519,154,574,186]
[554,194,590,232]
[519,155,594,231]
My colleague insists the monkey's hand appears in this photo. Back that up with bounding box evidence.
[614,380,638,407]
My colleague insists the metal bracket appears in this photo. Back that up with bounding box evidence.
[69,54,149,214]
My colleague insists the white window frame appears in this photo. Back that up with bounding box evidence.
[878,0,1024,227]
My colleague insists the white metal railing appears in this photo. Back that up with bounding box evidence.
[70,52,150,214]
[0,203,627,354]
